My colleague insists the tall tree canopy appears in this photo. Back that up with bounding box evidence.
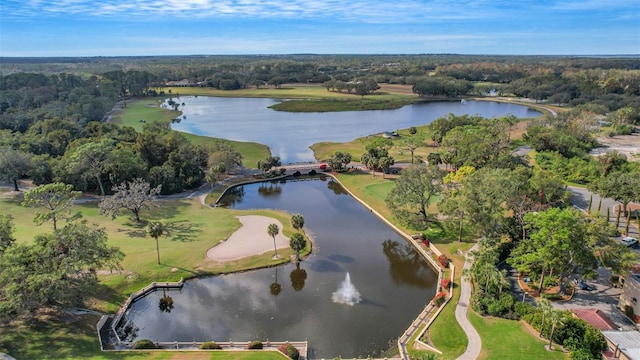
[22,182,81,230]
[0,220,123,320]
[386,164,443,229]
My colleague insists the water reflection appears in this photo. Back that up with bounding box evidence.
[159,291,174,313]
[327,179,349,195]
[382,239,436,288]
[258,181,282,197]
[270,267,282,296]
[219,185,245,207]
[120,178,437,358]
[290,263,307,292]
[170,97,542,163]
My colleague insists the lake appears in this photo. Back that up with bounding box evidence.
[169,97,541,163]
[117,177,437,359]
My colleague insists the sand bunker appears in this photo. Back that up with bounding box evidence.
[206,215,290,262]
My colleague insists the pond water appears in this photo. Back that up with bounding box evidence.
[169,97,541,163]
[117,177,437,359]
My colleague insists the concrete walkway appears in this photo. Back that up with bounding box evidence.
[455,243,481,360]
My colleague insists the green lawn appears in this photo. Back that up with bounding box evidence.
[0,315,286,360]
[311,124,436,162]
[160,84,416,102]
[468,311,568,360]
[427,286,468,360]
[0,194,310,313]
[109,98,270,168]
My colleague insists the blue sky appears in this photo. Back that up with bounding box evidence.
[1,0,639,57]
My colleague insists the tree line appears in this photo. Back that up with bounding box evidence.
[375,111,639,359]
[2,55,639,122]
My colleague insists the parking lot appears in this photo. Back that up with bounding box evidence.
[552,267,637,331]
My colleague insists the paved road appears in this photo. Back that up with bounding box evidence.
[456,243,482,360]
[551,267,636,331]
[568,185,639,238]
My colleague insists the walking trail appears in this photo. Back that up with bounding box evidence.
[455,243,481,360]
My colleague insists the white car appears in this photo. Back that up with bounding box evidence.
[621,237,638,247]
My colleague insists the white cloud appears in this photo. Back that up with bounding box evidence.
[2,0,524,22]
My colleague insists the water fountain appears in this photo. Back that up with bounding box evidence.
[332,272,361,306]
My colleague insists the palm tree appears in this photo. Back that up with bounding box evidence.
[547,309,565,350]
[289,233,307,262]
[267,223,280,258]
[496,269,511,296]
[537,299,553,337]
[291,213,305,233]
[148,221,166,265]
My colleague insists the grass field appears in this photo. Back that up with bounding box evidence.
[0,193,310,313]
[427,285,467,360]
[468,311,568,360]
[311,124,436,162]
[0,315,286,360]
[159,85,419,112]
[109,98,270,169]
[161,84,417,101]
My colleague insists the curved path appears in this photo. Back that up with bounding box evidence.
[455,243,481,360]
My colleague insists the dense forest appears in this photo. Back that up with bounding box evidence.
[0,55,639,196]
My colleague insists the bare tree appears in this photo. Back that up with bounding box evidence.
[99,178,161,222]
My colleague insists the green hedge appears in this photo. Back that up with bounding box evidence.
[133,339,157,349]
[200,341,222,349]
[278,343,299,360]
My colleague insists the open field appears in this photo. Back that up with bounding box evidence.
[0,193,309,313]
[0,314,286,360]
[312,124,436,162]
[468,311,568,360]
[161,83,417,100]
[160,84,420,112]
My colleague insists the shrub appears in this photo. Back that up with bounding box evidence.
[279,168,287,175]
[432,292,447,306]
[624,305,635,319]
[308,169,317,175]
[293,171,301,177]
[133,339,157,349]
[248,340,263,349]
[278,343,300,360]
[438,254,449,268]
[441,278,451,289]
[615,124,634,135]
[514,302,534,318]
[542,292,563,301]
[200,341,222,350]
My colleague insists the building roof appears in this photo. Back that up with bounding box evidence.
[602,330,640,360]
[572,308,619,331]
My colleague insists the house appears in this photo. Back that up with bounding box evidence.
[602,330,640,360]
[166,79,194,87]
[572,308,619,331]
[619,265,640,323]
